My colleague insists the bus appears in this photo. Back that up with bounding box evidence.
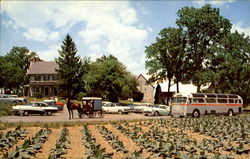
[171,93,243,117]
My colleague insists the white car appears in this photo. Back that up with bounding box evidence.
[102,102,130,114]
[12,102,58,116]
[133,103,154,113]
[150,105,171,116]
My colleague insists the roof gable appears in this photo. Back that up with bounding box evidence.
[27,61,59,75]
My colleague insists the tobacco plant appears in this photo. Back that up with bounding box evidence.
[48,127,70,159]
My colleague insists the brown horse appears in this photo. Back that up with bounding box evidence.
[67,100,82,119]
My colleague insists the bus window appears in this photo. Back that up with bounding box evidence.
[206,98,216,103]
[218,99,228,103]
[239,100,242,104]
[229,99,234,103]
[235,99,238,103]
[172,97,187,104]
[193,98,204,103]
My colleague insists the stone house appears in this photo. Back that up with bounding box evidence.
[24,61,61,97]
[137,74,155,104]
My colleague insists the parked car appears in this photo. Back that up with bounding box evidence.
[7,95,27,104]
[133,103,154,113]
[43,100,64,111]
[12,102,58,116]
[102,102,130,114]
[146,105,170,116]
[0,94,22,105]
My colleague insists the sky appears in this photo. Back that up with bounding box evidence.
[1,0,250,76]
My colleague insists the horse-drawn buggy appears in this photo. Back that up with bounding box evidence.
[78,97,104,118]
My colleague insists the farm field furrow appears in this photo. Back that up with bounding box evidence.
[2,127,41,157]
[88,125,123,159]
[0,114,249,158]
[65,127,85,159]
[35,128,61,159]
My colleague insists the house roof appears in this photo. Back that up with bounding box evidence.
[27,61,59,75]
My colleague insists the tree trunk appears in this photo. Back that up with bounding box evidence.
[197,84,201,93]
[176,80,179,93]
[167,79,171,105]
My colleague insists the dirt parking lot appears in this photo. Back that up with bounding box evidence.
[0,107,170,123]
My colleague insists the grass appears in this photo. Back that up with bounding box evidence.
[0,103,13,117]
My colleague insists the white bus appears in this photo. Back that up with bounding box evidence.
[171,93,243,117]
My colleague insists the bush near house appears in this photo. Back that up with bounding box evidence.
[0,103,13,117]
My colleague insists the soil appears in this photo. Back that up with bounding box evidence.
[36,128,61,158]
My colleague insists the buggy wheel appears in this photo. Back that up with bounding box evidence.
[98,111,105,118]
[87,112,96,118]
[79,113,85,119]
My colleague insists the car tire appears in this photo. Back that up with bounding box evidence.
[154,111,160,116]
[228,109,234,116]
[23,111,29,116]
[47,111,52,116]
[12,101,17,106]
[192,110,200,118]
[118,110,123,115]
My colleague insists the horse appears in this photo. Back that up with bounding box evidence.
[66,101,83,119]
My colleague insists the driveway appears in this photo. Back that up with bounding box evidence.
[0,108,170,123]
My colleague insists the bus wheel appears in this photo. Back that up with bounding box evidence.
[228,109,234,116]
[192,110,200,118]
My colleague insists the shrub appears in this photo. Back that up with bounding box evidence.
[0,103,13,117]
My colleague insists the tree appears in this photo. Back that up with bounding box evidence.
[154,84,164,104]
[176,4,232,92]
[85,55,138,102]
[206,31,250,105]
[0,47,39,95]
[145,27,186,104]
[55,34,89,100]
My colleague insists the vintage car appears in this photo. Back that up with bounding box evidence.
[43,100,64,111]
[102,102,130,114]
[133,103,154,113]
[7,95,27,104]
[146,105,171,116]
[12,102,58,116]
[0,94,23,105]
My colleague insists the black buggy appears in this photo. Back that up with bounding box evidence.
[79,97,104,118]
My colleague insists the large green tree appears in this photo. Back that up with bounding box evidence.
[55,34,89,100]
[85,55,138,102]
[176,4,232,92]
[206,31,250,105]
[0,47,39,94]
[145,27,186,103]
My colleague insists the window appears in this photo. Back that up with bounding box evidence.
[206,98,216,103]
[172,97,187,104]
[44,75,48,81]
[229,99,234,103]
[30,76,35,81]
[217,99,228,103]
[35,76,40,81]
[193,98,205,103]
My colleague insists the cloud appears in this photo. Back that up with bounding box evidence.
[231,23,250,37]
[1,1,148,74]
[23,28,60,42]
[193,0,235,6]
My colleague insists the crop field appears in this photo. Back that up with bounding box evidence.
[0,115,250,159]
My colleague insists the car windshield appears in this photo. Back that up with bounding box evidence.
[172,97,187,104]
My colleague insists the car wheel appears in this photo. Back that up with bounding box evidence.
[12,101,17,106]
[47,111,52,116]
[23,111,29,116]
[192,110,200,118]
[228,109,234,116]
[118,110,123,115]
[154,111,160,116]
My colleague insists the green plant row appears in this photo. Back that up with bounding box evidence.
[48,127,70,159]
[0,126,27,155]
[98,126,129,153]
[82,125,113,159]
[6,128,51,159]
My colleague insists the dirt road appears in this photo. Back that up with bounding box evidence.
[0,107,170,123]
